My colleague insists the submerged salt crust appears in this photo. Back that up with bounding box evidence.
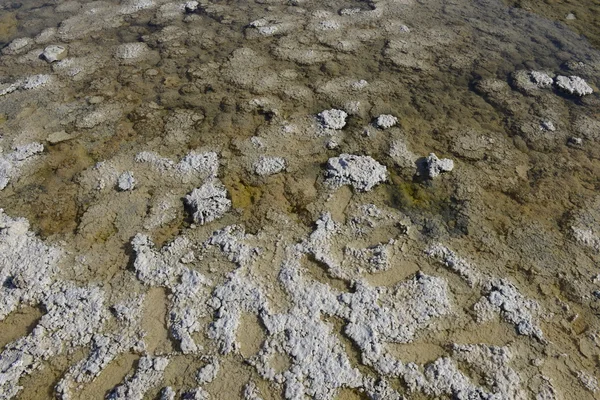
[0,0,600,398]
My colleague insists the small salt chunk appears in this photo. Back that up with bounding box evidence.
[253,156,286,176]
[424,153,454,179]
[375,114,398,129]
[555,75,593,96]
[540,120,555,131]
[118,171,136,191]
[318,109,348,130]
[185,1,199,12]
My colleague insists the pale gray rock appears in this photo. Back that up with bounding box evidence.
[325,154,388,192]
[41,45,68,63]
[185,180,231,225]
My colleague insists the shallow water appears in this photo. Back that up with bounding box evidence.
[1,0,600,399]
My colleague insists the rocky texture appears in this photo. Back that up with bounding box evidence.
[421,153,454,179]
[117,171,136,191]
[0,143,44,190]
[106,356,169,400]
[375,114,398,129]
[555,75,594,96]
[41,45,68,63]
[253,156,286,176]
[1,0,600,398]
[318,109,348,130]
[325,154,388,192]
[185,180,231,225]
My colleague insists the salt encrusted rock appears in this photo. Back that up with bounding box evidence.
[1,75,53,96]
[555,75,593,96]
[512,70,553,93]
[47,130,78,144]
[530,71,554,87]
[570,196,600,252]
[132,234,188,287]
[426,244,482,286]
[252,247,362,398]
[404,344,526,399]
[0,143,44,190]
[136,151,219,178]
[160,387,176,400]
[41,45,67,63]
[185,180,231,225]
[318,109,348,129]
[171,269,212,353]
[196,358,219,384]
[375,114,398,129]
[253,156,286,176]
[107,356,170,400]
[182,388,210,399]
[118,171,136,191]
[325,153,388,191]
[185,1,199,12]
[115,42,151,60]
[243,381,263,400]
[206,225,257,267]
[577,370,598,392]
[2,37,32,55]
[540,120,555,131]
[423,153,454,179]
[483,279,543,338]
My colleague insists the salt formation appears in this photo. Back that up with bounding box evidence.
[555,75,594,96]
[0,75,53,96]
[318,109,348,129]
[512,70,554,92]
[185,180,231,225]
[117,171,136,191]
[0,0,599,397]
[375,114,398,129]
[0,143,44,190]
[106,356,170,400]
[132,234,212,354]
[325,154,388,191]
[570,196,600,251]
[427,244,544,340]
[422,153,454,179]
[0,211,106,399]
[253,156,286,176]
